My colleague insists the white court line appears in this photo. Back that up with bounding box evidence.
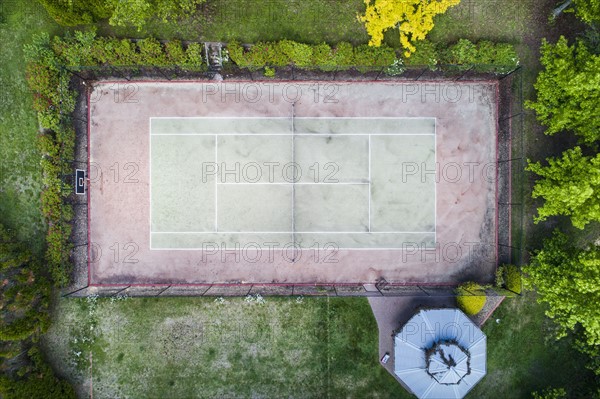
[217,182,369,186]
[150,116,437,120]
[150,247,439,251]
[434,118,437,244]
[151,231,435,234]
[150,133,435,136]
[215,135,218,232]
[149,122,152,249]
[368,134,371,232]
[291,104,296,247]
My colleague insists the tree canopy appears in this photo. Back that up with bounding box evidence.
[524,230,600,347]
[37,0,205,30]
[0,224,51,342]
[358,0,460,57]
[526,147,600,229]
[573,0,600,23]
[526,36,600,145]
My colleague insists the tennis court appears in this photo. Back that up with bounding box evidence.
[87,81,498,286]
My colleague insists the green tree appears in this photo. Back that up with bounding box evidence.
[524,230,600,347]
[526,147,600,229]
[0,347,76,399]
[36,0,111,26]
[107,0,151,31]
[574,0,600,22]
[532,387,567,399]
[358,0,460,57]
[38,0,205,30]
[155,0,205,23]
[0,224,51,341]
[526,36,600,145]
[553,0,600,23]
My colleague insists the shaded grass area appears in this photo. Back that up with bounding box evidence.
[0,0,62,254]
[42,297,403,399]
[473,292,596,398]
[98,0,369,44]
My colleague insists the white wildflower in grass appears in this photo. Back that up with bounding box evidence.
[296,295,304,304]
[245,295,254,303]
[214,296,226,304]
[255,294,265,304]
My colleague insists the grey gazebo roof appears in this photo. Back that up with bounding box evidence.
[394,308,486,399]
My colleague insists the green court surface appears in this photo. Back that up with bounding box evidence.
[150,117,436,249]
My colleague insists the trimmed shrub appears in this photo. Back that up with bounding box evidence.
[505,264,522,294]
[484,42,519,73]
[404,40,439,70]
[137,38,168,66]
[311,43,337,71]
[443,39,478,70]
[496,264,523,294]
[112,39,139,65]
[226,40,246,66]
[225,40,396,72]
[442,39,519,72]
[263,67,275,77]
[353,44,396,72]
[184,42,204,69]
[164,40,187,65]
[456,282,487,316]
[332,42,354,69]
[279,40,313,67]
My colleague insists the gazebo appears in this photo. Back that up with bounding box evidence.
[393,308,486,399]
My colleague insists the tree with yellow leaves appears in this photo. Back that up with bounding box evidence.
[359,0,460,57]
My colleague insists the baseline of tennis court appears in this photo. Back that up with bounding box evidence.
[149,117,436,250]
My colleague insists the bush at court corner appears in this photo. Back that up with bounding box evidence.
[456,282,487,316]
[496,264,522,294]
[442,39,519,73]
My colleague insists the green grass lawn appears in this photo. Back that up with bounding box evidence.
[475,292,596,398]
[43,296,404,399]
[0,0,62,254]
[43,294,595,399]
[97,0,369,44]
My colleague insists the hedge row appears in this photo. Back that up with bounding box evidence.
[227,40,396,72]
[442,39,520,73]
[226,39,519,74]
[24,36,74,286]
[51,31,205,68]
[24,31,207,286]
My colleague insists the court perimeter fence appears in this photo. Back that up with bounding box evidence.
[58,63,524,298]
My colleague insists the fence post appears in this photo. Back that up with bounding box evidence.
[499,65,520,81]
